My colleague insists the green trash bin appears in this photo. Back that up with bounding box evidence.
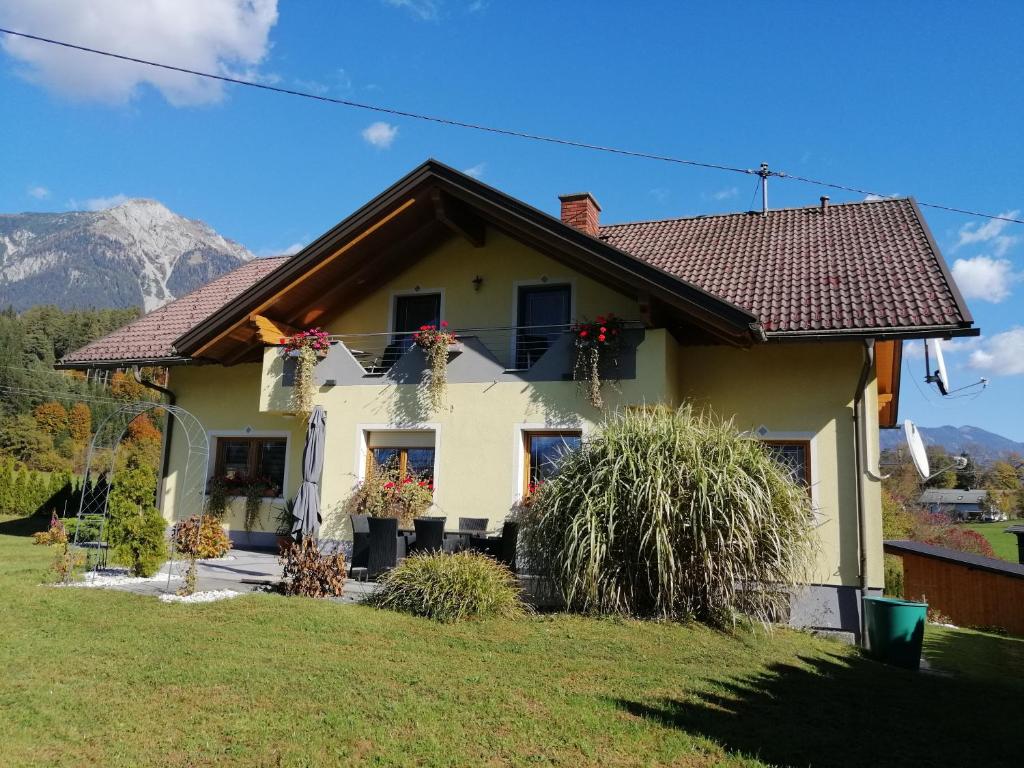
[863,595,928,670]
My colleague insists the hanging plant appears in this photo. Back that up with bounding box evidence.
[243,476,274,533]
[282,328,330,419]
[572,313,625,408]
[413,321,458,411]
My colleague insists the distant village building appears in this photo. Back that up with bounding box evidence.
[918,489,1004,521]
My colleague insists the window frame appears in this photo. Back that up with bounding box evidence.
[762,439,812,487]
[522,429,582,495]
[387,289,445,342]
[366,445,437,482]
[208,431,290,499]
[510,280,574,370]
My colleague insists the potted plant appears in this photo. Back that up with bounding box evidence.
[274,498,296,552]
[572,313,625,408]
[281,327,331,418]
[412,321,458,411]
[350,463,434,527]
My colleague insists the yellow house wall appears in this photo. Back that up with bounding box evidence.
[678,342,884,589]
[162,226,882,591]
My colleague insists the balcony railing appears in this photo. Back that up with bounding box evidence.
[331,324,584,374]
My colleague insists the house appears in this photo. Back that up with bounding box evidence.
[918,488,1002,521]
[60,160,977,635]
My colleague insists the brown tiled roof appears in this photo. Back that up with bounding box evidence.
[62,194,972,367]
[60,257,290,366]
[600,198,971,335]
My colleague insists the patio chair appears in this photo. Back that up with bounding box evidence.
[496,520,519,572]
[458,517,488,532]
[349,514,370,576]
[367,516,398,579]
[409,517,445,554]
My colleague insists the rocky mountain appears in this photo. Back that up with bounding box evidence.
[0,199,253,312]
[881,424,1024,464]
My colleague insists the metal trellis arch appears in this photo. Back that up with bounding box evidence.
[70,401,210,593]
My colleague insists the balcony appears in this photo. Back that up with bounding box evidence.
[259,323,649,411]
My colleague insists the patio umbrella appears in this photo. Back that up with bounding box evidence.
[291,405,326,541]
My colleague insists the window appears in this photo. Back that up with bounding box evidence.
[382,292,442,369]
[368,447,436,482]
[523,431,581,492]
[515,284,571,368]
[763,440,811,487]
[214,437,287,495]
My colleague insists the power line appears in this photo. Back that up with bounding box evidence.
[1,26,1021,227]
[0,384,158,407]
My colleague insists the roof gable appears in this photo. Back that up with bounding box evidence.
[173,161,762,363]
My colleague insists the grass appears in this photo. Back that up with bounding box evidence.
[1,515,1022,767]
[961,521,1019,561]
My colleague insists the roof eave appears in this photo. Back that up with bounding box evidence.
[764,324,980,342]
[55,356,195,371]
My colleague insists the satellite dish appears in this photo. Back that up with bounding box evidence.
[904,419,930,479]
[926,338,950,395]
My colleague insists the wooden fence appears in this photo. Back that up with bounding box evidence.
[885,540,1024,636]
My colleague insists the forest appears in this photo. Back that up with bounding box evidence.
[0,305,165,517]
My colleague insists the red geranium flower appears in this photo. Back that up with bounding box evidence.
[598,334,606,342]
[579,330,589,338]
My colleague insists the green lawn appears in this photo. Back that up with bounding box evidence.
[1,515,1022,768]
[962,521,1019,561]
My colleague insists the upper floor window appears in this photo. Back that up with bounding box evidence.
[515,284,571,369]
[382,293,441,368]
[763,440,811,487]
[214,436,287,496]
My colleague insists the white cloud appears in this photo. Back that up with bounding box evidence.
[362,121,398,148]
[648,187,670,204]
[0,0,279,106]
[383,0,440,20]
[967,328,1024,376]
[68,194,130,211]
[280,242,304,256]
[27,185,50,199]
[955,211,1020,258]
[951,255,1022,303]
[863,193,900,202]
[712,186,738,201]
[462,162,486,179]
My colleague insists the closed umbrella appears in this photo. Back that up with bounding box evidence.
[291,405,326,541]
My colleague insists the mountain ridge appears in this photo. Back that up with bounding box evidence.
[880,423,1024,463]
[0,199,253,311]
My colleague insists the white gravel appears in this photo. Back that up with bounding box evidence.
[56,566,181,588]
[159,589,241,604]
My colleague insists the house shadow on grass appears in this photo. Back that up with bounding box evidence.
[0,514,49,538]
[615,650,1021,767]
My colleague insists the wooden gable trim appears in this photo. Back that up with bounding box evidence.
[875,339,902,428]
[250,315,299,344]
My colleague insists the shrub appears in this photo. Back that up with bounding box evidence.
[280,538,347,597]
[884,554,904,598]
[520,405,816,627]
[32,513,68,546]
[173,515,231,559]
[106,465,167,577]
[368,551,526,623]
[909,510,996,558]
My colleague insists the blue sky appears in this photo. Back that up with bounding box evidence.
[1,1,1022,439]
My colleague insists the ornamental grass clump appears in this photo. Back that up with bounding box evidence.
[413,322,457,412]
[519,405,817,628]
[368,551,526,623]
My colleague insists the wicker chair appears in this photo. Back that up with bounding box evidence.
[349,514,370,576]
[496,520,519,572]
[367,517,398,579]
[409,517,445,554]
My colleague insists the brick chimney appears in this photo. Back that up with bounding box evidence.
[559,192,601,237]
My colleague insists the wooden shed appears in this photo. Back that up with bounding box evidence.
[884,540,1024,636]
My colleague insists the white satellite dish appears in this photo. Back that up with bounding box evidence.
[904,419,930,479]
[926,338,950,395]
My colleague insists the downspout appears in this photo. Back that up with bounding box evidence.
[134,368,175,512]
[851,339,875,645]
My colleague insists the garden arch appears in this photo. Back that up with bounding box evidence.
[71,401,210,592]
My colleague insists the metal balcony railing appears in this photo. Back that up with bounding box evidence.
[330,324,578,374]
